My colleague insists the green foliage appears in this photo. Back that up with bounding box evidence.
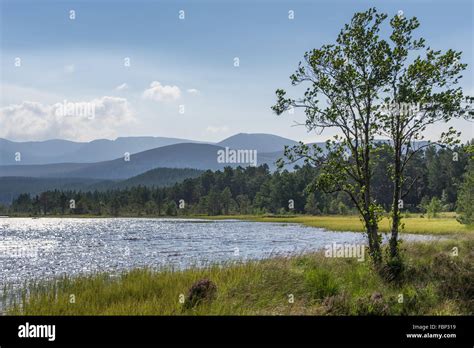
[165,201,178,216]
[424,197,442,218]
[456,148,474,225]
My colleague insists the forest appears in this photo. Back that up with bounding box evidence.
[5,142,472,225]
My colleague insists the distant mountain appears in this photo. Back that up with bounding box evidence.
[65,143,231,179]
[217,133,298,153]
[0,138,84,165]
[0,133,299,166]
[0,134,436,181]
[91,167,204,190]
[0,142,283,179]
[0,176,109,204]
[0,168,205,204]
[0,162,91,177]
[0,136,201,165]
[53,136,203,164]
[0,135,435,167]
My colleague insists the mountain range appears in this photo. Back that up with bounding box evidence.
[0,133,304,203]
[0,134,303,178]
[0,133,433,204]
[0,136,203,165]
[0,133,299,166]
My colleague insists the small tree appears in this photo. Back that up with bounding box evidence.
[425,197,442,218]
[376,11,473,258]
[456,144,474,225]
[206,188,222,215]
[273,8,394,263]
[236,194,251,214]
[272,7,472,264]
[221,187,233,215]
[304,192,320,215]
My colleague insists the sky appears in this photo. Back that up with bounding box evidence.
[0,0,473,143]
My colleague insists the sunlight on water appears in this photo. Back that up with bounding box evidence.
[0,217,438,287]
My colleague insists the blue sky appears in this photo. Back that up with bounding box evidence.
[1,0,473,142]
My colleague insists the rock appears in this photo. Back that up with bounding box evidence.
[184,279,217,309]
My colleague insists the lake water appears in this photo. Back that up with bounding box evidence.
[0,217,439,287]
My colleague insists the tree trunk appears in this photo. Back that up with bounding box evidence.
[365,214,382,264]
[363,127,381,264]
[389,142,402,259]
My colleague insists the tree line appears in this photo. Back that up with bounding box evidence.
[6,143,471,224]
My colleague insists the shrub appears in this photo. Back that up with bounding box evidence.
[431,253,474,312]
[397,285,438,315]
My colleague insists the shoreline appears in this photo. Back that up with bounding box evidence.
[2,213,471,236]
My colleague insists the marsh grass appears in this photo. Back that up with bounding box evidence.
[9,214,471,235]
[197,214,473,235]
[7,237,473,316]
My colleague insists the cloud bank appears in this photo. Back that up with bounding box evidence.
[0,96,135,141]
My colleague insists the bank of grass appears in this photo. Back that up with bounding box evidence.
[7,237,473,315]
[195,213,473,236]
[6,213,472,235]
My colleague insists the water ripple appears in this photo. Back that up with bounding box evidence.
[0,217,438,287]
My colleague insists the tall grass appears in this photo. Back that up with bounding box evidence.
[7,237,473,316]
[198,214,473,235]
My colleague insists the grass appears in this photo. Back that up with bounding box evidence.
[194,213,473,236]
[7,237,473,316]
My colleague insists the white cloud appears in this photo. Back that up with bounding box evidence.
[64,64,75,73]
[142,81,181,102]
[0,96,136,142]
[206,125,229,134]
[115,83,129,91]
[187,88,200,95]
